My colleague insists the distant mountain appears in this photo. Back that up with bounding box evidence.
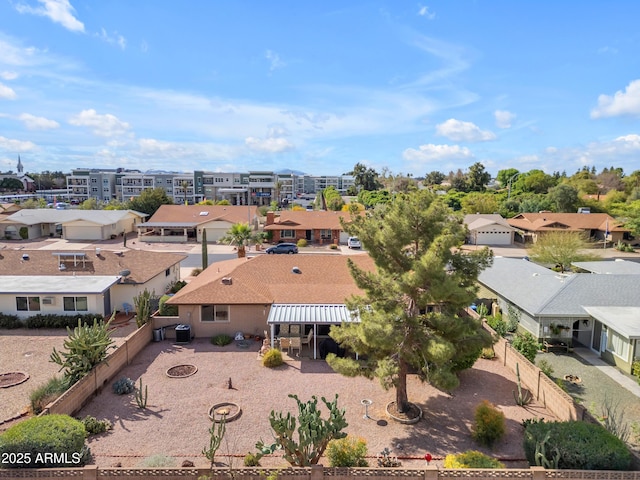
[275,168,307,176]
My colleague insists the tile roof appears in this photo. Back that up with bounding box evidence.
[0,209,147,226]
[0,249,186,284]
[145,205,258,226]
[507,212,626,232]
[168,254,375,305]
[264,210,357,230]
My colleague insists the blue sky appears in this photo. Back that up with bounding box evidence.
[1,1,640,178]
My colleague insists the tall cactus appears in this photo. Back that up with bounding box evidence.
[133,288,153,328]
[534,432,561,469]
[513,362,532,406]
[256,394,348,466]
[203,413,226,468]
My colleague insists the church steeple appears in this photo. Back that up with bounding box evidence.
[17,155,23,174]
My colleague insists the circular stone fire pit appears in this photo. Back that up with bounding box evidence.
[166,364,198,378]
[563,374,582,384]
[208,402,242,423]
[0,372,29,388]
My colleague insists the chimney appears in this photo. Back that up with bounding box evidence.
[266,211,275,226]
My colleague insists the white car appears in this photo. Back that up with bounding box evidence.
[347,237,361,249]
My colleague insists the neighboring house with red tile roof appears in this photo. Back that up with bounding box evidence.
[507,212,629,244]
[463,214,515,245]
[0,249,186,319]
[163,255,375,347]
[137,205,259,243]
[263,210,358,245]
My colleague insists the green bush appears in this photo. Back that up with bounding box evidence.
[169,280,187,293]
[481,346,495,359]
[243,452,261,466]
[19,226,28,240]
[329,244,338,249]
[537,359,554,377]
[30,376,69,414]
[0,314,22,329]
[486,315,507,337]
[523,420,632,470]
[80,416,110,436]
[262,348,284,368]
[112,377,135,395]
[0,414,89,468]
[444,450,505,468]
[296,238,308,247]
[326,436,368,467]
[191,268,203,277]
[472,400,505,447]
[511,332,540,364]
[24,313,103,329]
[210,334,233,346]
[632,360,640,380]
[158,295,178,316]
[452,346,483,372]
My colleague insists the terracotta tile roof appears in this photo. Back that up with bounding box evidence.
[168,254,375,305]
[507,212,626,232]
[0,249,187,284]
[264,210,358,230]
[146,205,258,225]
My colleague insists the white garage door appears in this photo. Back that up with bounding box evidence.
[203,228,228,242]
[339,231,350,244]
[64,226,104,240]
[476,229,512,245]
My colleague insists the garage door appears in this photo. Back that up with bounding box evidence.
[64,226,104,240]
[476,230,511,245]
[339,231,350,244]
[203,228,228,242]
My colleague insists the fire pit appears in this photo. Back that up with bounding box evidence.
[563,374,582,384]
[0,372,29,388]
[166,364,198,378]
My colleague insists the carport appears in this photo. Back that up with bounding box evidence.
[266,304,359,359]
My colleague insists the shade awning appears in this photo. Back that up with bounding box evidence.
[267,304,359,325]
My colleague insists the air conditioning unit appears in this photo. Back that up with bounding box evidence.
[42,297,56,305]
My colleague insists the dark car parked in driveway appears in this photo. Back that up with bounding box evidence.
[265,243,298,254]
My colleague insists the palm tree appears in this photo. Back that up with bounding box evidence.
[220,223,255,258]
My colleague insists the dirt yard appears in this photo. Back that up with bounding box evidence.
[72,338,555,469]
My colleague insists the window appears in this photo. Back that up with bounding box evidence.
[165,268,170,277]
[607,329,629,360]
[64,296,88,312]
[320,229,332,239]
[280,230,295,239]
[16,296,40,311]
[201,305,230,322]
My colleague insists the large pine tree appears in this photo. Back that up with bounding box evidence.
[327,190,493,414]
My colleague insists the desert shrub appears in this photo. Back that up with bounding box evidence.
[329,244,338,249]
[296,238,308,247]
[511,332,540,364]
[262,348,284,368]
[452,346,483,371]
[112,377,135,395]
[0,314,22,329]
[210,334,233,346]
[25,313,103,329]
[158,295,178,316]
[169,280,188,293]
[326,436,368,467]
[19,226,28,239]
[444,450,505,468]
[30,376,69,414]
[472,400,505,447]
[537,359,554,377]
[486,316,507,337]
[243,452,261,466]
[376,447,401,467]
[0,414,89,468]
[191,268,203,277]
[632,360,640,381]
[481,346,495,359]
[523,420,632,470]
[138,454,176,467]
[80,416,110,436]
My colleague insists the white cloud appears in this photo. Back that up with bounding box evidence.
[15,0,85,33]
[494,110,515,129]
[0,71,18,80]
[435,118,495,142]
[418,5,436,19]
[265,50,285,72]
[19,113,60,130]
[0,82,17,100]
[0,136,36,152]
[245,136,294,153]
[591,79,640,118]
[68,109,130,137]
[402,143,472,162]
[96,28,127,50]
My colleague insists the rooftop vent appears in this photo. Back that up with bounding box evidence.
[199,211,209,216]
[119,269,131,277]
[221,277,232,285]
[292,266,301,274]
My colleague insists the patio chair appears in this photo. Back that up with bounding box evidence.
[289,337,301,357]
[122,303,133,315]
[279,337,291,354]
[301,330,313,346]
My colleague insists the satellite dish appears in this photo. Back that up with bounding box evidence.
[119,269,131,277]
